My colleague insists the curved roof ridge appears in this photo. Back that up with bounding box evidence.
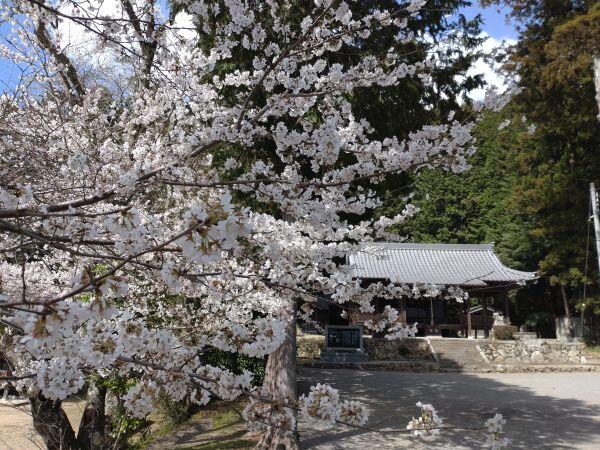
[349,242,537,287]
[361,242,495,251]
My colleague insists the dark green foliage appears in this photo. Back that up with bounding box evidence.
[523,311,556,338]
[156,391,195,426]
[176,1,486,220]
[382,1,600,334]
[382,109,535,267]
[397,345,410,357]
[201,349,266,387]
[98,376,146,440]
[499,0,600,324]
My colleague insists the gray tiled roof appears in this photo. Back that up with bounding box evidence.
[347,243,537,287]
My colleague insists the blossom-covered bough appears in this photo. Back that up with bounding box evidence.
[0,0,512,448]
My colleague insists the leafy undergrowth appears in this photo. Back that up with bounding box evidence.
[585,345,600,355]
[177,438,257,450]
[583,345,600,364]
[130,399,257,450]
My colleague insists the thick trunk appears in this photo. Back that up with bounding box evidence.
[257,309,299,450]
[77,383,107,450]
[30,392,81,450]
[560,283,573,340]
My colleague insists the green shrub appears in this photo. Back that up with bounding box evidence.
[201,349,266,386]
[98,376,147,440]
[397,345,410,357]
[156,391,194,426]
[492,325,518,340]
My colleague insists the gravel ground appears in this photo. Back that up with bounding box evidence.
[3,372,599,449]
[298,370,600,449]
[0,399,84,450]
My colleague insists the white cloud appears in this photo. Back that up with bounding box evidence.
[466,33,517,102]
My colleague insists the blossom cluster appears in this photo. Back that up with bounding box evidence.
[299,384,369,426]
[406,401,444,437]
[484,413,510,449]
[0,0,515,436]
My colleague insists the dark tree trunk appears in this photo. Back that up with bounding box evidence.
[257,309,299,450]
[77,383,108,450]
[30,392,81,450]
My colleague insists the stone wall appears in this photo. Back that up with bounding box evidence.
[296,333,433,361]
[479,339,584,364]
[297,334,324,359]
[363,337,434,361]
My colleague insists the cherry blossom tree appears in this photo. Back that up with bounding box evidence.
[0,0,511,448]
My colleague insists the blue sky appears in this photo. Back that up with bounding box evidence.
[461,4,517,40]
[0,3,517,92]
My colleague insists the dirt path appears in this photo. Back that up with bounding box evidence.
[0,399,85,450]
[0,397,255,450]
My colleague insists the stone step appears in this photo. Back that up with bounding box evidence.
[298,359,600,373]
[429,340,486,366]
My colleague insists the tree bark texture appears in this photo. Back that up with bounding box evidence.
[560,283,573,340]
[30,383,109,450]
[257,307,299,450]
[30,392,81,450]
[77,383,108,450]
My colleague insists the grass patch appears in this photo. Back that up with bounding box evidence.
[212,409,241,429]
[126,414,179,450]
[585,345,600,353]
[130,399,252,449]
[175,438,257,450]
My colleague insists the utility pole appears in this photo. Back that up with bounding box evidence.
[590,183,600,280]
[582,182,600,340]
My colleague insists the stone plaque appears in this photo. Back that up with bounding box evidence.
[325,325,363,350]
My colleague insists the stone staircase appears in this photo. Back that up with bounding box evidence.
[429,338,487,370]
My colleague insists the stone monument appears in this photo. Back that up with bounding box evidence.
[320,325,368,363]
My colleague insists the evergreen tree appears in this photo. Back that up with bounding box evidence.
[393,1,600,334]
[174,1,487,218]
[499,0,600,324]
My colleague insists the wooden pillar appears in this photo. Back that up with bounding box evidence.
[504,292,510,324]
[483,295,489,338]
[467,311,472,338]
[466,298,470,337]
[429,297,435,326]
[462,297,468,337]
[400,297,407,323]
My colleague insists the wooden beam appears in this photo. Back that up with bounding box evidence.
[504,292,510,324]
[400,297,407,323]
[483,295,489,338]
[467,297,472,338]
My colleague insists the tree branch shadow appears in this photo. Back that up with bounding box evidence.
[298,369,600,449]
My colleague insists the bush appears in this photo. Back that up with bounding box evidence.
[201,349,266,386]
[397,345,410,357]
[99,376,147,440]
[492,325,518,340]
[156,391,194,426]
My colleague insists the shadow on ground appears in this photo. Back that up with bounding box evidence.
[298,370,600,449]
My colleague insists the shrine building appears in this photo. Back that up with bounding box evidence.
[326,243,537,338]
